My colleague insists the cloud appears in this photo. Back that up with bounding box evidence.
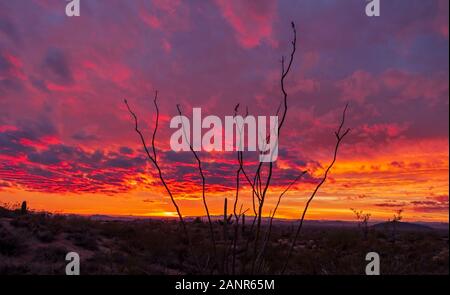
[374,202,406,208]
[139,0,191,32]
[0,18,21,44]
[427,195,449,204]
[71,130,99,142]
[434,0,449,38]
[336,70,379,104]
[381,69,448,105]
[1,124,323,195]
[410,198,449,213]
[361,123,410,138]
[215,0,277,48]
[42,48,73,85]
[0,124,150,194]
[0,51,25,93]
[119,146,134,155]
[337,69,449,105]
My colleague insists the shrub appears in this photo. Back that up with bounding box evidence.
[67,232,98,250]
[0,227,27,256]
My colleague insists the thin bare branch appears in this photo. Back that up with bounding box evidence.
[251,21,297,274]
[124,97,187,237]
[151,91,159,161]
[281,104,350,274]
[176,104,217,262]
[256,171,307,272]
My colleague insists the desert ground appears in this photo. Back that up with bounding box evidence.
[0,205,448,275]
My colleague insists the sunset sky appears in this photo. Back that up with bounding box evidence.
[0,0,448,222]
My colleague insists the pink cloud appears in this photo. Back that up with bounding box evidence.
[427,194,449,204]
[162,39,172,53]
[140,12,161,29]
[433,0,449,38]
[215,0,277,48]
[0,52,26,81]
[336,70,379,104]
[300,51,320,72]
[139,0,190,32]
[291,78,320,94]
[80,59,131,84]
[361,123,410,138]
[337,69,448,105]
[381,69,448,105]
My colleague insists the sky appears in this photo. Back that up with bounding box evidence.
[0,0,448,222]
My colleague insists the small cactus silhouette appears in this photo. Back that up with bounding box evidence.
[20,201,27,215]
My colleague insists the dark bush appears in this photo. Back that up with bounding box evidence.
[67,232,98,251]
[0,228,27,256]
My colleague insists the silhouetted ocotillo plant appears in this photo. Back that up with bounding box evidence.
[350,208,371,240]
[124,22,349,275]
[390,209,403,243]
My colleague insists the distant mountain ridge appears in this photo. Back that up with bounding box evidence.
[84,214,448,230]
